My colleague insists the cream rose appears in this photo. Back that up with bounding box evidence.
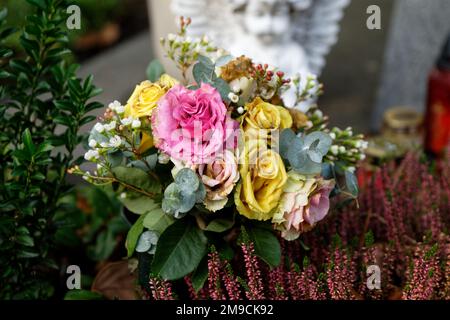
[198,150,239,212]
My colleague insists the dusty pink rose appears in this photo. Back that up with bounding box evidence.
[197,150,239,212]
[272,172,335,240]
[152,83,239,164]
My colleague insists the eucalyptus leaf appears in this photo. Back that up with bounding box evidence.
[175,168,199,194]
[304,131,332,156]
[279,128,297,159]
[215,54,233,67]
[136,230,159,253]
[345,170,359,197]
[146,59,165,82]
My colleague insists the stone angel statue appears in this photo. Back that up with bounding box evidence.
[171,0,350,76]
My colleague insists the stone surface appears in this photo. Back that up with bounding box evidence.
[372,0,450,130]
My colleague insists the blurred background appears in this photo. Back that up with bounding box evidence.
[3,0,448,135]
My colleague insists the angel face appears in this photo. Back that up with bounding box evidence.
[243,0,291,45]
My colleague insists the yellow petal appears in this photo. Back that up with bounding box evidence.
[138,132,154,154]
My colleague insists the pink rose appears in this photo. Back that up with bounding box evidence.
[198,150,239,212]
[273,172,335,240]
[152,83,239,164]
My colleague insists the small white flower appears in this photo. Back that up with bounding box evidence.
[361,141,369,149]
[185,36,192,44]
[237,106,245,114]
[100,142,108,148]
[202,35,209,43]
[115,105,125,114]
[347,166,356,173]
[97,163,103,170]
[108,100,121,111]
[230,79,241,93]
[339,146,346,154]
[313,110,323,118]
[168,33,176,41]
[104,121,116,131]
[158,152,170,164]
[94,122,104,133]
[359,153,366,160]
[331,145,339,156]
[121,117,133,126]
[82,172,90,181]
[109,135,122,148]
[131,119,141,129]
[88,139,97,148]
[329,132,336,140]
[228,92,239,103]
[120,192,127,199]
[84,149,99,161]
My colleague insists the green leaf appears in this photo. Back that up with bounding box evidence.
[193,55,215,85]
[345,170,359,197]
[143,206,175,234]
[9,59,32,74]
[146,59,165,82]
[121,195,158,214]
[304,131,332,156]
[136,230,158,253]
[64,290,103,300]
[88,229,116,261]
[0,8,7,21]
[152,219,207,280]
[190,255,208,292]
[22,129,35,154]
[125,213,146,257]
[247,227,281,268]
[112,166,161,195]
[17,250,39,258]
[16,234,34,247]
[175,168,199,193]
[213,77,231,102]
[204,217,234,233]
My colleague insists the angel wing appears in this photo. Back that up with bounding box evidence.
[292,0,350,75]
[170,0,241,48]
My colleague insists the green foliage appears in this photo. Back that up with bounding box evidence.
[280,129,332,175]
[162,168,206,218]
[151,219,207,280]
[125,214,146,258]
[146,59,165,82]
[64,289,103,300]
[0,1,103,299]
[190,255,208,292]
[192,55,231,101]
[246,224,281,268]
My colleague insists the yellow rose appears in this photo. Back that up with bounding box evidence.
[243,97,292,132]
[125,74,178,118]
[158,74,178,89]
[137,132,154,154]
[235,142,287,220]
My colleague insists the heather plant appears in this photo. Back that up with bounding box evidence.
[0,0,103,299]
[143,151,449,300]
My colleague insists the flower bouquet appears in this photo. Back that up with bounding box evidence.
[74,19,366,285]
